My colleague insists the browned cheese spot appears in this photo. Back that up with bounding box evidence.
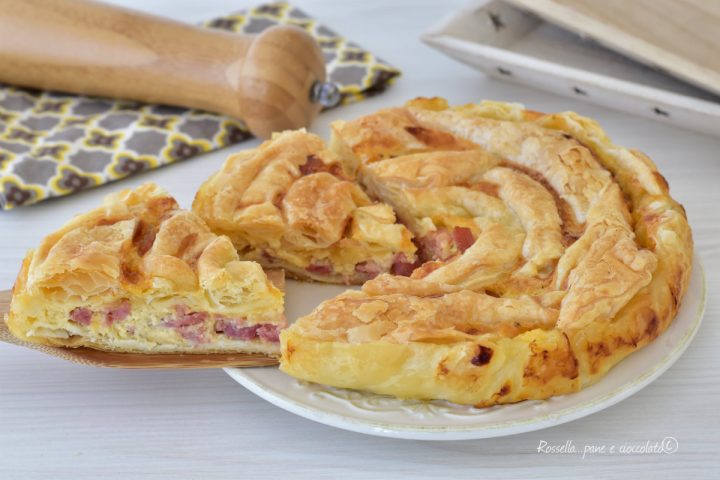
[404,125,468,150]
[176,233,199,259]
[467,181,500,198]
[97,217,123,226]
[645,312,660,340]
[652,171,670,191]
[524,334,579,381]
[147,196,177,220]
[471,345,494,366]
[132,220,157,256]
[284,341,295,361]
[671,267,686,311]
[436,360,449,377]
[498,382,511,396]
[120,261,141,284]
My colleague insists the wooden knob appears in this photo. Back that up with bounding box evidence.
[0,0,331,138]
[238,23,328,138]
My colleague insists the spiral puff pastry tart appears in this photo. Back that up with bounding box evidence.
[7,184,286,355]
[193,130,418,284]
[280,98,693,407]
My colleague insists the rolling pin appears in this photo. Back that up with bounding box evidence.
[0,0,339,138]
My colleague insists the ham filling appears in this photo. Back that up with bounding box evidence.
[390,253,419,276]
[451,227,475,253]
[70,301,131,327]
[355,260,382,279]
[69,307,92,326]
[105,299,131,325]
[67,303,281,344]
[163,305,208,343]
[215,318,281,342]
[417,227,475,261]
[166,305,281,344]
[306,262,333,275]
[311,254,418,280]
[299,154,345,178]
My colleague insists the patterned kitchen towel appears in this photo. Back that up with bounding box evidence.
[0,2,400,210]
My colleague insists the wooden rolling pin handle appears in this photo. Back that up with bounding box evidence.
[0,0,333,138]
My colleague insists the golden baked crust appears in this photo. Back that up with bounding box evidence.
[7,183,285,355]
[193,130,417,284]
[280,98,693,406]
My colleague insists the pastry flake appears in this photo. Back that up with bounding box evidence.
[6,183,286,355]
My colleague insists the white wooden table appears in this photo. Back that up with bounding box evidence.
[1,1,718,478]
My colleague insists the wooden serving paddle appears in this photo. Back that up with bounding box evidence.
[0,269,286,369]
[0,0,339,139]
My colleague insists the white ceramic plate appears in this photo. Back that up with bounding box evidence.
[226,256,706,441]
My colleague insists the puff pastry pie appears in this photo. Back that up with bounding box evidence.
[280,98,693,406]
[7,184,285,355]
[193,130,418,284]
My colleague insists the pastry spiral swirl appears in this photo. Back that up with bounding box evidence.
[280,98,693,406]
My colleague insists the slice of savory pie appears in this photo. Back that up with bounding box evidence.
[193,130,418,284]
[6,183,285,355]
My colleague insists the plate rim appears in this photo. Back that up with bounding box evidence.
[226,256,706,440]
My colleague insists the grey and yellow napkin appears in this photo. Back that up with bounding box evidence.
[0,2,400,209]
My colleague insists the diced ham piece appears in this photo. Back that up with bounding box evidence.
[417,227,476,260]
[162,306,283,344]
[299,154,326,176]
[176,326,205,343]
[390,253,418,277]
[161,305,208,343]
[355,260,382,279]
[105,300,131,325]
[215,318,259,340]
[299,154,345,178]
[215,318,281,343]
[69,307,92,326]
[163,311,208,328]
[451,227,475,253]
[256,324,281,342]
[307,262,333,275]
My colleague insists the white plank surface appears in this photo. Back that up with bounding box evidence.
[1,1,718,478]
